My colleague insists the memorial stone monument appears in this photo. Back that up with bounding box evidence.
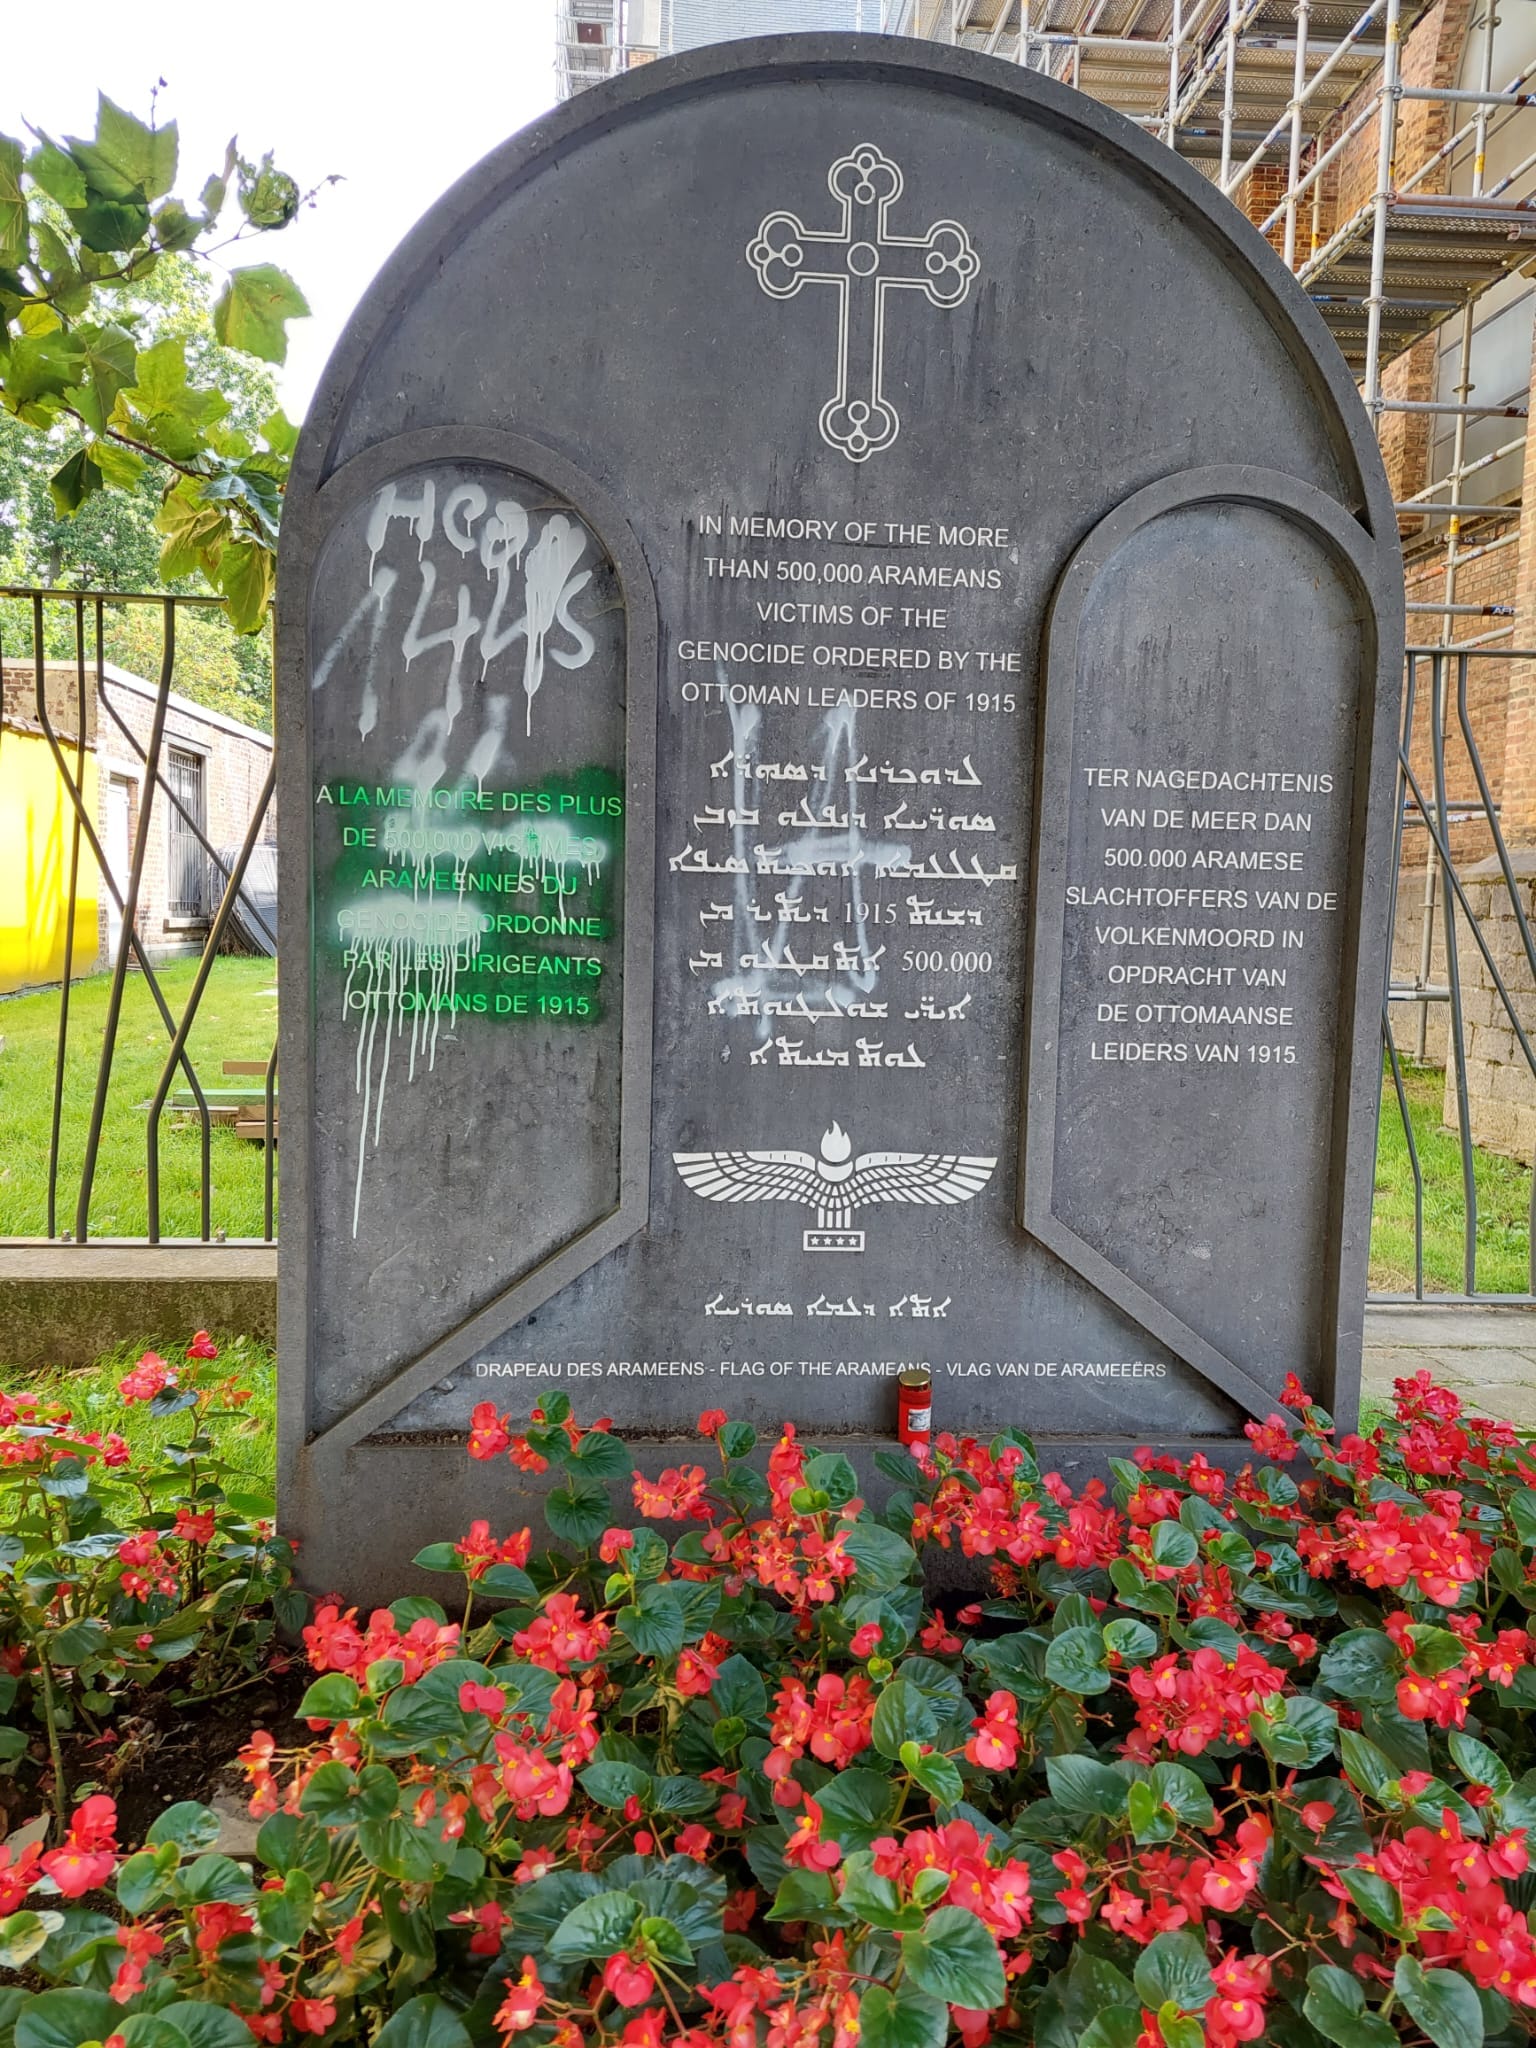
[277,34,1403,1597]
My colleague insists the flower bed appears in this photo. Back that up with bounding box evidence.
[0,1365,1534,2048]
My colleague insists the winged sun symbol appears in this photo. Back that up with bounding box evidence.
[672,1121,996,1252]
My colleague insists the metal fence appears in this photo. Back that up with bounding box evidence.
[1382,645,1536,1301]
[0,589,276,1246]
[3,592,1536,1300]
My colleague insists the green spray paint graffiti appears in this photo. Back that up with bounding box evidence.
[313,765,624,1234]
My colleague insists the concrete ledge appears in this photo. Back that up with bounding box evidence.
[0,1244,277,1368]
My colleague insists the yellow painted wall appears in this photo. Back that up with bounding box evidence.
[0,730,100,995]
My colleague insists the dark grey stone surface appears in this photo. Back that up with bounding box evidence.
[277,35,1402,1600]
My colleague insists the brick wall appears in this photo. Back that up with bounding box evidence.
[1443,859,1536,1159]
[1324,0,1473,229]
[0,660,97,749]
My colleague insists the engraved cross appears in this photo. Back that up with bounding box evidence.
[746,143,980,463]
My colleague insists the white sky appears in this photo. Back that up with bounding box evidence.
[4,0,559,416]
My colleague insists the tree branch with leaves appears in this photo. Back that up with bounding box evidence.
[0,89,326,629]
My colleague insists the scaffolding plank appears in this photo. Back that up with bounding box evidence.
[1300,199,1536,370]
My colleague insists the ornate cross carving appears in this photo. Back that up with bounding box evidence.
[746,143,979,463]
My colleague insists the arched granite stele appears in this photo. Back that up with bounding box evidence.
[1023,466,1393,1428]
[276,34,1403,1601]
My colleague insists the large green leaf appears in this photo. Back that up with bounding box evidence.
[1102,1617,1158,1663]
[840,1851,924,1934]
[1449,1733,1513,1799]
[768,1869,849,1927]
[1341,1868,1405,1937]
[298,1759,359,1826]
[1340,1729,1396,1801]
[1078,2009,1144,2048]
[1149,1520,1198,1569]
[1033,1949,1136,2048]
[1148,1761,1216,1826]
[3,329,86,412]
[618,1581,686,1659]
[653,1775,713,1816]
[859,1984,949,2048]
[159,2007,261,2048]
[1319,1629,1398,1706]
[845,1521,918,1594]
[298,1674,361,1722]
[1394,1959,1484,2048]
[113,2018,187,2048]
[817,1769,901,1852]
[900,1741,963,1808]
[256,1868,315,1948]
[0,1912,59,1971]
[14,1988,124,2048]
[1304,1966,1399,2048]
[79,94,178,199]
[543,1475,613,1550]
[47,447,102,518]
[873,1679,939,1760]
[547,1888,643,1963]
[1509,1487,1536,1550]
[1044,1625,1113,1695]
[1132,1933,1213,2014]
[71,195,151,253]
[580,1761,653,1809]
[711,1654,768,1723]
[1254,1694,1338,1769]
[357,1815,444,1885]
[26,140,87,210]
[216,538,275,636]
[570,1429,633,1482]
[902,1906,1006,2010]
[147,1801,221,1852]
[67,320,136,425]
[1128,1779,1176,1845]
[372,1995,475,2048]
[176,1853,256,1906]
[48,1616,110,1666]
[212,263,309,363]
[1046,1753,1129,1818]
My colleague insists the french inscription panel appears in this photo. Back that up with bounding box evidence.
[307,462,628,1423]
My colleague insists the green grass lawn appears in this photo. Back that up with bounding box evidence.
[1371,1060,1532,1296]
[0,957,277,1240]
[0,1333,278,1488]
[0,962,1528,1292]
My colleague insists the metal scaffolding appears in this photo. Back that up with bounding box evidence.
[888,0,1536,1292]
[880,7,1535,667]
[890,2,1536,445]
[556,0,662,98]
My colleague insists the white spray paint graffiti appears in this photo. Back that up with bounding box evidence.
[310,465,615,1235]
[337,818,609,1238]
[710,695,908,1039]
[316,474,601,808]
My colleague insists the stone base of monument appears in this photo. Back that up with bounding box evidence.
[289,1432,1263,1608]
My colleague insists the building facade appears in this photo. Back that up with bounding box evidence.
[0,659,273,996]
[557,0,867,95]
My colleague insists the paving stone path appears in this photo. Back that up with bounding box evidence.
[1363,1306,1536,1425]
